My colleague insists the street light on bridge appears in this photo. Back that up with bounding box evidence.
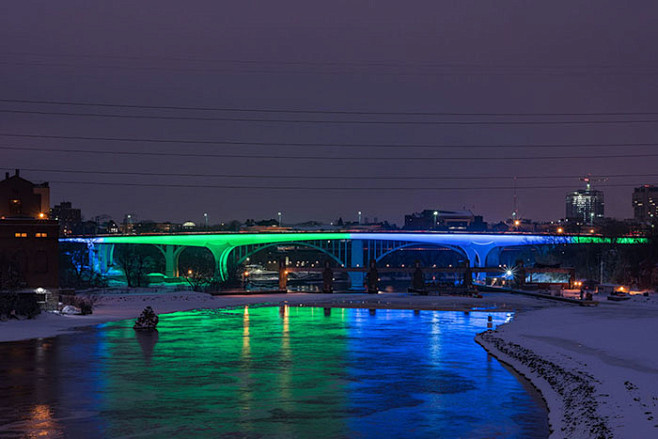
[278,212,282,227]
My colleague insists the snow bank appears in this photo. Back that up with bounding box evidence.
[476,294,658,439]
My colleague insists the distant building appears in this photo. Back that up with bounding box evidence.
[107,220,120,234]
[51,201,82,236]
[632,185,658,223]
[404,209,486,231]
[182,221,196,231]
[0,169,50,219]
[121,214,136,234]
[134,221,181,234]
[0,170,58,290]
[565,180,604,225]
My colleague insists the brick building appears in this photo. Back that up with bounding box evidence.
[0,170,59,290]
[0,169,50,219]
[0,219,59,289]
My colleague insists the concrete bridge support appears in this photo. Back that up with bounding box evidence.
[155,245,186,278]
[206,245,234,282]
[460,243,499,282]
[88,243,115,274]
[349,239,365,291]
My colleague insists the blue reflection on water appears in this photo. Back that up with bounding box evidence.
[345,310,544,438]
[0,308,547,438]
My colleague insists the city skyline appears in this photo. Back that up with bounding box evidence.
[6,168,652,226]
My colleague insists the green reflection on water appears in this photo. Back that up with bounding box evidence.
[100,306,350,438]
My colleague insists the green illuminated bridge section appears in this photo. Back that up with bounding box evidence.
[62,232,647,282]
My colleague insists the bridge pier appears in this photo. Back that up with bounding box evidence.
[87,242,115,274]
[460,243,498,282]
[155,245,186,278]
[349,239,365,291]
[206,245,234,282]
[99,244,115,274]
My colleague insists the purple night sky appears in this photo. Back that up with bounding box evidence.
[2,0,658,225]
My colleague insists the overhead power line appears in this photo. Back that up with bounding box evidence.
[2,109,658,125]
[2,98,658,117]
[3,132,658,149]
[44,180,652,191]
[9,60,658,79]
[6,145,658,161]
[6,51,658,73]
[8,167,658,182]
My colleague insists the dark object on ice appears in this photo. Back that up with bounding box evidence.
[134,306,159,330]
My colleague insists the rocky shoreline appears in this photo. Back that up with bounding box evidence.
[476,330,612,439]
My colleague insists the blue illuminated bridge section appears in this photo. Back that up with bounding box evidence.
[62,232,645,281]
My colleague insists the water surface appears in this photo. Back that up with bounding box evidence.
[0,307,548,438]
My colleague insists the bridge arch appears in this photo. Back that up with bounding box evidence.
[373,241,468,265]
[230,241,346,268]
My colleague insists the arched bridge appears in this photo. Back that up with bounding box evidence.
[62,232,645,288]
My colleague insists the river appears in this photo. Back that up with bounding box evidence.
[0,307,548,438]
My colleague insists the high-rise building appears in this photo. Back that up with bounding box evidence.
[565,178,604,225]
[632,185,658,223]
[51,201,82,236]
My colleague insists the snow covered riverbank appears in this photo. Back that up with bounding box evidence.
[476,294,658,439]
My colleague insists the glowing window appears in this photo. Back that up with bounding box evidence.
[36,233,48,238]
[14,232,27,238]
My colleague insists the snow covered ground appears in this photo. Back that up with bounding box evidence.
[477,293,658,439]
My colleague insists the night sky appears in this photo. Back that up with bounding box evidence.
[2,1,658,225]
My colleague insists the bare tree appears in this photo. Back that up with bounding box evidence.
[115,245,156,288]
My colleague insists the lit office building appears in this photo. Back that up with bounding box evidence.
[565,179,604,225]
[632,185,658,223]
